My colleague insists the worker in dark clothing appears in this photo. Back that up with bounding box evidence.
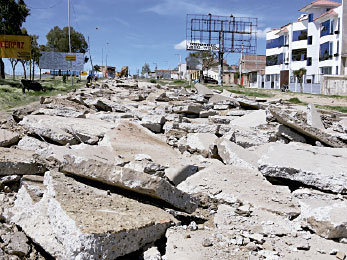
[86,75,92,87]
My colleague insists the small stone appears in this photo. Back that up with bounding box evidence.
[202,238,213,247]
[188,221,198,231]
[297,241,310,251]
[336,251,346,260]
[3,186,11,193]
[134,154,152,161]
[185,234,191,239]
[330,249,338,255]
[245,242,258,251]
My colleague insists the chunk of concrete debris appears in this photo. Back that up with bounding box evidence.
[194,83,214,97]
[216,138,257,169]
[184,133,218,158]
[276,125,307,143]
[269,108,346,148]
[236,98,262,110]
[19,115,114,145]
[141,115,166,133]
[294,189,347,239]
[0,148,46,176]
[0,129,20,147]
[164,165,199,186]
[258,142,347,194]
[178,164,300,218]
[1,231,30,257]
[61,153,198,213]
[172,104,202,115]
[11,171,175,260]
[307,104,325,130]
[230,110,267,128]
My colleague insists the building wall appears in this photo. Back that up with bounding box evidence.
[265,2,345,92]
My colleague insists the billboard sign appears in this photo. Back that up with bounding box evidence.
[0,35,31,59]
[187,42,219,51]
[39,51,84,71]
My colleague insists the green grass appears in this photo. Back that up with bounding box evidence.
[0,78,85,111]
[316,105,347,113]
[207,85,275,98]
[287,97,308,105]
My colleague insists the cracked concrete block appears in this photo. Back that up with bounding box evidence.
[19,115,114,145]
[11,171,175,260]
[307,104,325,130]
[194,83,214,97]
[178,164,300,218]
[230,110,267,129]
[258,142,347,194]
[276,125,307,143]
[216,138,257,169]
[0,129,20,147]
[61,152,198,213]
[294,189,347,239]
[141,115,166,133]
[185,133,218,158]
[0,148,46,176]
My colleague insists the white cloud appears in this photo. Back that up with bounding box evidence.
[257,27,271,39]
[143,0,243,17]
[174,40,187,50]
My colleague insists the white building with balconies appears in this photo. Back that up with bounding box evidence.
[264,0,344,93]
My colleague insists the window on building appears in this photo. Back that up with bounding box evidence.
[320,66,332,75]
[308,13,314,22]
[320,42,333,61]
[266,35,284,49]
[321,20,333,37]
[292,48,307,61]
[307,36,313,45]
[293,29,308,41]
[336,40,339,55]
[266,53,284,66]
[266,75,271,81]
[337,18,340,33]
[336,66,339,75]
[307,57,312,66]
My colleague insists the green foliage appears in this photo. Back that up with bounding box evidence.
[293,68,307,82]
[46,26,88,53]
[150,79,157,83]
[288,97,307,105]
[141,63,151,75]
[173,80,186,84]
[316,105,347,113]
[0,0,30,35]
[93,65,101,72]
[188,51,217,71]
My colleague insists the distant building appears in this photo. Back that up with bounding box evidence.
[265,0,345,93]
[100,66,116,78]
[239,54,266,88]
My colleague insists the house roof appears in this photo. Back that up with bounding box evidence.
[314,9,338,21]
[299,0,341,12]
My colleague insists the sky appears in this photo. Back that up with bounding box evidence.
[4,0,343,75]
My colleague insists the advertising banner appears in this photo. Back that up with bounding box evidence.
[39,51,84,71]
[0,35,31,59]
[187,42,219,51]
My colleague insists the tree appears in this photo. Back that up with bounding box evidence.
[30,35,40,80]
[293,68,307,93]
[189,51,217,72]
[141,63,151,75]
[94,65,101,72]
[45,26,88,53]
[0,0,30,78]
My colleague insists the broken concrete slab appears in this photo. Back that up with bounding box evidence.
[276,124,307,143]
[194,83,214,97]
[19,115,114,145]
[0,129,20,147]
[236,98,262,110]
[258,142,347,194]
[216,138,258,169]
[141,115,166,133]
[269,107,346,148]
[184,133,218,158]
[172,104,203,115]
[0,148,46,176]
[293,189,347,239]
[307,104,325,130]
[61,150,198,213]
[178,164,300,218]
[230,110,267,128]
[11,171,175,260]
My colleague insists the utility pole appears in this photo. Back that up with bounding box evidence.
[68,0,73,87]
[239,44,244,85]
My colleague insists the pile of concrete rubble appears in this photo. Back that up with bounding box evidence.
[0,79,346,260]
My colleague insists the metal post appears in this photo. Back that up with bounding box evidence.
[239,44,244,85]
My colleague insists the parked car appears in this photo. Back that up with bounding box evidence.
[203,76,218,84]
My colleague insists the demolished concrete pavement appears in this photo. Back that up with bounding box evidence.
[0,78,347,259]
